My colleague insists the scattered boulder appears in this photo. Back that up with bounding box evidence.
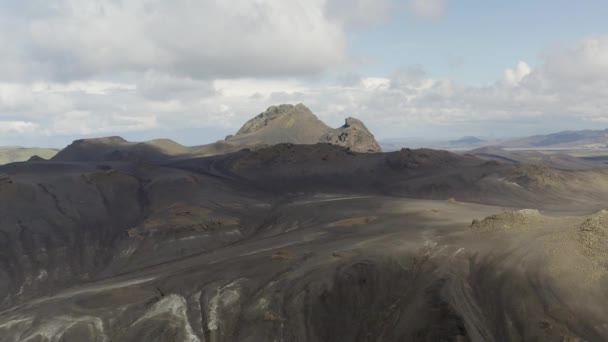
[578,210,608,253]
[470,209,543,230]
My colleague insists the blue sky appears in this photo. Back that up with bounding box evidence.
[349,0,608,82]
[0,0,607,147]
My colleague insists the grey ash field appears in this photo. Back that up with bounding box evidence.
[3,105,608,341]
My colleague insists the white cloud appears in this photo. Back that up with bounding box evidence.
[503,61,531,86]
[326,0,393,27]
[410,0,447,18]
[359,77,391,90]
[0,2,607,147]
[32,81,136,95]
[187,35,608,137]
[0,121,39,134]
[47,111,158,136]
[0,0,347,81]
[213,78,307,98]
[137,71,215,101]
[542,35,608,83]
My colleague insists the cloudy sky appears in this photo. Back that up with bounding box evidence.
[1,0,607,147]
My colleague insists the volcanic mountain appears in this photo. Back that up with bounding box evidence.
[226,104,332,146]
[204,103,382,154]
[51,104,381,162]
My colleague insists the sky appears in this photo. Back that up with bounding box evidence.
[0,0,607,147]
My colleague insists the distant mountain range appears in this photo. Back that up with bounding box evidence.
[449,136,486,146]
[4,108,608,167]
[0,147,58,165]
[382,128,608,151]
[497,129,608,149]
[380,136,488,151]
[467,146,603,170]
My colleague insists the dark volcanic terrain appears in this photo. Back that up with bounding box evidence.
[2,105,608,341]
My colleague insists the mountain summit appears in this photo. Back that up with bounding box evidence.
[227,103,381,153]
[227,104,332,145]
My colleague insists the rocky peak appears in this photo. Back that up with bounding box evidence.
[223,104,381,153]
[322,116,382,153]
[343,117,365,128]
[235,104,305,136]
[227,104,332,146]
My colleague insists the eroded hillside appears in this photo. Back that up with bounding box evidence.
[2,144,608,341]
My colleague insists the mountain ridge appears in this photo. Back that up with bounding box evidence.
[51,104,382,162]
[477,128,608,149]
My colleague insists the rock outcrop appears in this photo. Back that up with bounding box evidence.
[321,117,382,153]
[469,209,544,231]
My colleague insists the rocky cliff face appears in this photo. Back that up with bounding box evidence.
[321,117,382,153]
